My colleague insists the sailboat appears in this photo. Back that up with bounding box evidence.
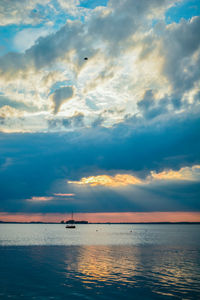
[65,211,76,229]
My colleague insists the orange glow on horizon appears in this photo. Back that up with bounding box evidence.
[0,212,200,223]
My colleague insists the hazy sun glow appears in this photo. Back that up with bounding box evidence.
[68,174,142,187]
[68,165,200,188]
[150,165,200,181]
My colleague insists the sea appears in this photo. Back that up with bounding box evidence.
[0,224,200,299]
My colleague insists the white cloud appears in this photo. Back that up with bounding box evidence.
[0,0,50,25]
[14,27,54,52]
[0,0,199,133]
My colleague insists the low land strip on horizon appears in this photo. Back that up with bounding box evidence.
[0,221,200,224]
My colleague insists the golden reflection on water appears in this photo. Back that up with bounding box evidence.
[151,249,200,289]
[65,246,139,284]
[63,245,200,297]
[2,244,199,299]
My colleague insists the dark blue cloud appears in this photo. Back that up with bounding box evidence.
[0,113,200,213]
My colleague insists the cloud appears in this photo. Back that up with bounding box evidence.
[0,0,46,25]
[0,20,84,79]
[150,165,200,182]
[51,86,74,113]
[54,193,75,197]
[0,0,82,26]
[0,112,49,133]
[88,0,172,54]
[0,0,199,135]
[14,27,53,52]
[0,0,200,216]
[26,196,54,202]
[48,112,85,130]
[68,174,142,187]
[0,95,33,111]
[0,105,25,118]
[137,89,169,120]
[58,0,80,13]
[68,165,200,187]
[160,16,200,95]
[0,0,173,77]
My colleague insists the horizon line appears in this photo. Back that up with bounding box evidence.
[1,221,200,224]
[0,211,200,223]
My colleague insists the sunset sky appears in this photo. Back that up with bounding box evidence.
[0,0,200,222]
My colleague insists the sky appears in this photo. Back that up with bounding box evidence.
[0,0,200,223]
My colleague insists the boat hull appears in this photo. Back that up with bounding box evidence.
[65,225,76,229]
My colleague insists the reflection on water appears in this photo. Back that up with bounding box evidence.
[1,245,198,299]
[63,246,200,298]
[0,224,200,299]
[66,246,138,284]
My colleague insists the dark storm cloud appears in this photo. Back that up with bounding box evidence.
[0,113,199,213]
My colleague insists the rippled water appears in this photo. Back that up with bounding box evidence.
[0,224,200,299]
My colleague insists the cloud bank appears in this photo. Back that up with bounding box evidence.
[0,0,199,220]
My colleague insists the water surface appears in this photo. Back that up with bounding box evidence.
[0,224,200,299]
[0,223,199,246]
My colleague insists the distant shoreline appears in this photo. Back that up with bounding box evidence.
[0,221,200,225]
